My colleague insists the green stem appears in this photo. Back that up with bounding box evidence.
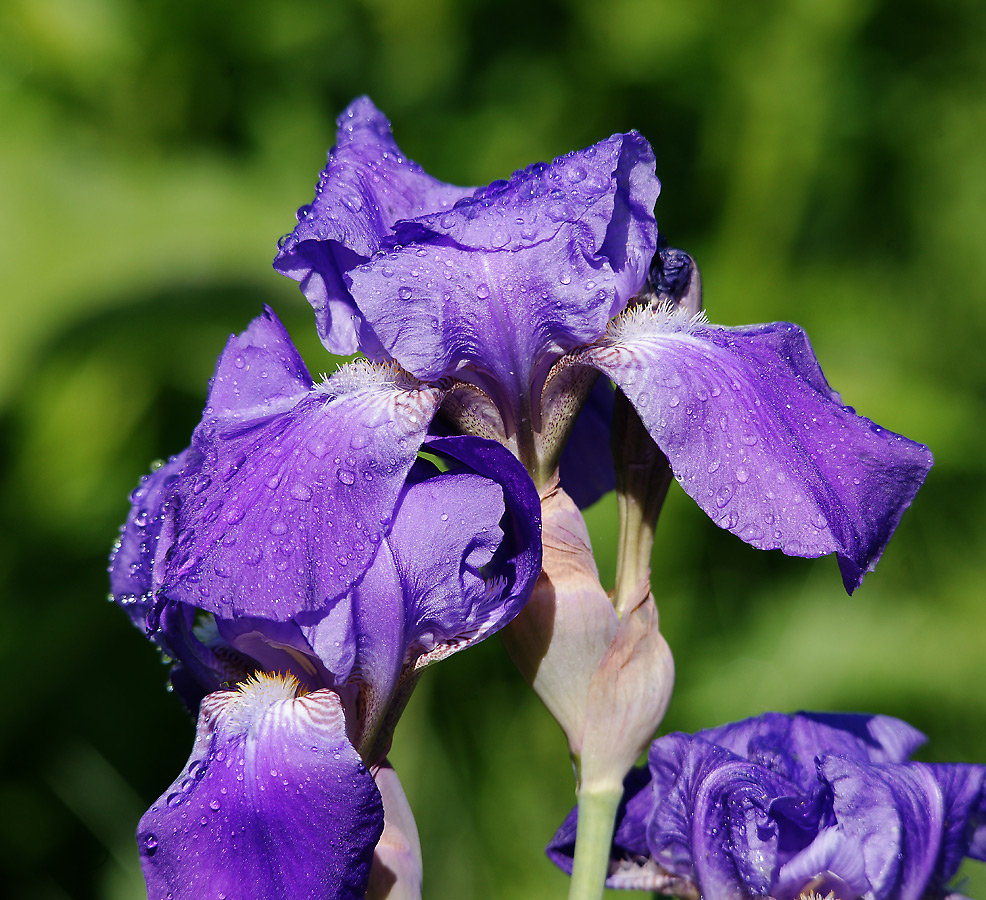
[566,786,622,900]
[611,392,672,618]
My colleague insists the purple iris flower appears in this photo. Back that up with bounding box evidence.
[548,711,986,900]
[110,308,541,900]
[274,97,932,592]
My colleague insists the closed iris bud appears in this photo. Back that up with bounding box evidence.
[503,480,674,790]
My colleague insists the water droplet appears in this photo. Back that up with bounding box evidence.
[142,833,158,855]
[337,470,355,485]
[166,792,183,808]
[244,547,262,566]
[223,504,245,525]
[740,524,764,541]
[398,286,412,300]
[715,484,733,509]
[269,521,288,536]
[558,273,572,285]
[476,283,490,299]
[289,483,312,502]
[735,467,749,484]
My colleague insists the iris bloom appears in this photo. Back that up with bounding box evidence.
[548,711,986,900]
[110,309,541,899]
[275,98,932,593]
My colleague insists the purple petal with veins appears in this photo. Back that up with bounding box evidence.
[163,308,444,622]
[580,308,933,592]
[344,436,542,732]
[274,97,470,355]
[347,132,658,426]
[700,710,928,790]
[548,712,986,899]
[138,675,382,900]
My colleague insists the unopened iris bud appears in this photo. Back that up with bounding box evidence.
[366,762,422,900]
[503,481,674,789]
[579,592,673,794]
[503,479,619,756]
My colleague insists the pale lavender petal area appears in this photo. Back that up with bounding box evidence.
[548,712,986,899]
[162,308,444,623]
[347,132,659,422]
[581,309,934,592]
[274,97,470,354]
[367,762,423,900]
[138,675,382,900]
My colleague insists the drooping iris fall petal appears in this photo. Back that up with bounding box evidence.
[162,308,446,622]
[138,674,382,900]
[579,307,933,592]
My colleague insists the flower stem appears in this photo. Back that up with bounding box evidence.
[566,785,622,900]
[611,391,672,618]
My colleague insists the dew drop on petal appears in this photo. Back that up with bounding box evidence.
[715,484,733,509]
[289,483,313,502]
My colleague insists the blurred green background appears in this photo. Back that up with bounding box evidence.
[2,0,985,897]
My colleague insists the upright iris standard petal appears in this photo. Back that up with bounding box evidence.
[387,470,505,645]
[162,308,445,622]
[548,712,986,900]
[421,435,543,648]
[274,97,470,355]
[347,133,659,424]
[580,306,934,592]
[699,710,928,787]
[138,673,382,900]
[339,435,542,739]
